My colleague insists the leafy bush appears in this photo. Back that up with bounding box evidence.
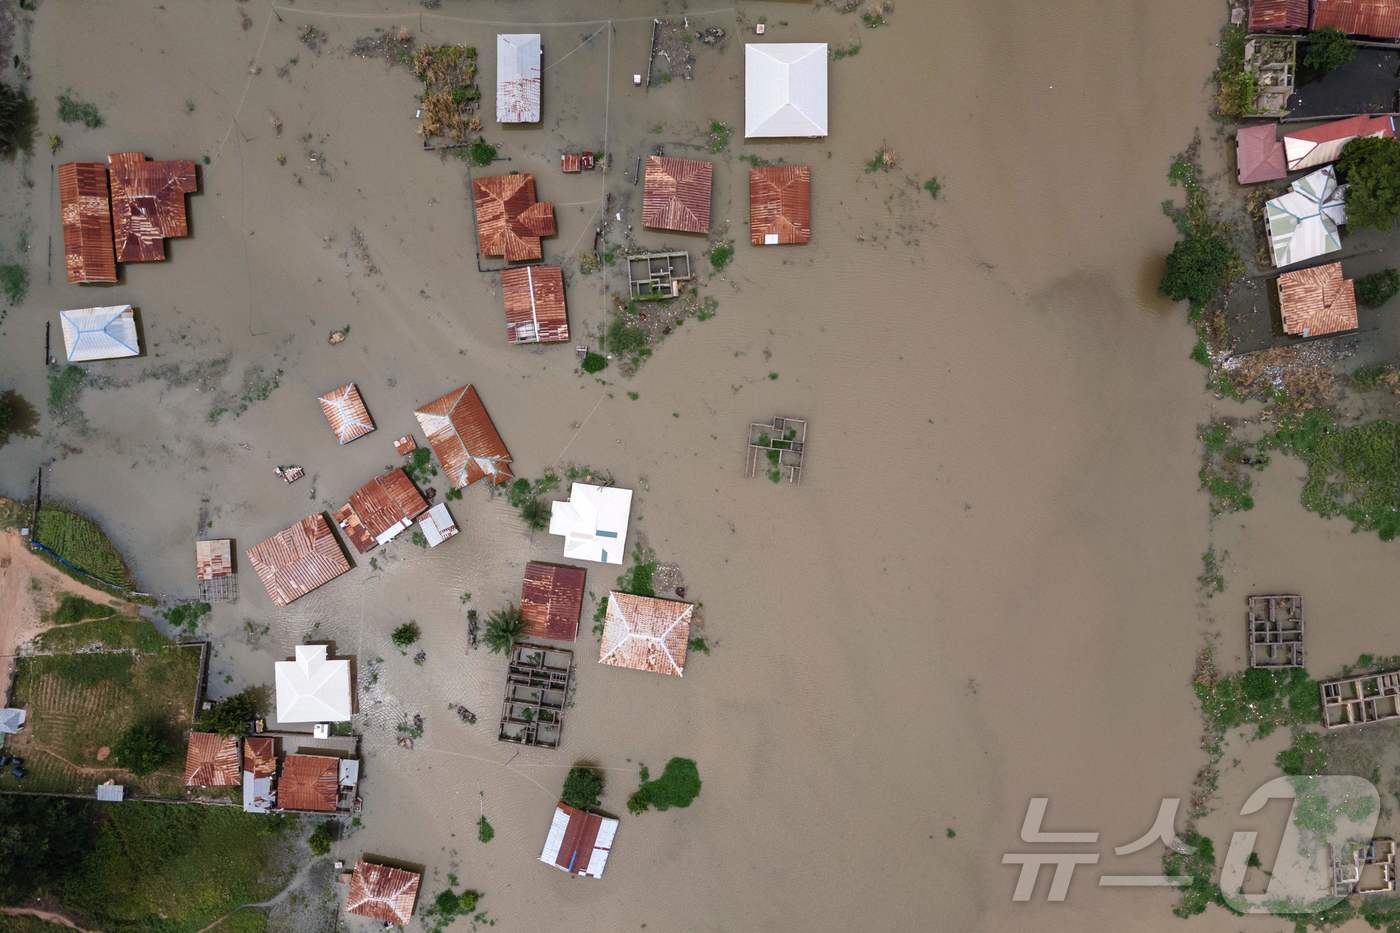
[1356,269,1400,308]
[1268,414,1400,540]
[605,316,648,356]
[57,90,103,128]
[0,262,27,305]
[0,389,38,446]
[467,137,496,166]
[1160,231,1236,306]
[519,497,548,530]
[477,815,494,843]
[1276,731,1328,776]
[1338,135,1400,231]
[113,718,176,776]
[483,604,524,654]
[581,351,608,373]
[1214,25,1256,118]
[195,688,260,737]
[391,621,421,649]
[162,601,210,633]
[627,757,701,814]
[561,766,604,811]
[1304,27,1356,74]
[708,241,734,271]
[923,177,941,198]
[0,83,35,156]
[307,821,334,856]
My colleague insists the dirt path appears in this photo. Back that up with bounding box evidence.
[0,906,98,932]
[192,856,321,933]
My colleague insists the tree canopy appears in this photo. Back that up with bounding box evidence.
[194,687,260,737]
[1159,231,1237,306]
[113,718,175,776]
[1303,27,1356,75]
[1339,135,1400,231]
[561,765,604,811]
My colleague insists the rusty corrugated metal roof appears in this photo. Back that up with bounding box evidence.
[317,383,376,445]
[243,736,277,778]
[58,162,117,284]
[521,561,587,641]
[278,754,339,812]
[195,539,233,581]
[501,264,569,344]
[643,156,713,234]
[1278,261,1358,336]
[346,861,422,925]
[333,468,429,554]
[108,152,197,263]
[599,592,693,677]
[184,732,242,786]
[1250,0,1310,31]
[413,385,513,487]
[246,514,351,608]
[473,174,556,261]
[749,165,811,245]
[1313,0,1400,37]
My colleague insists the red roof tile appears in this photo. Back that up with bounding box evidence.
[107,152,197,263]
[521,562,587,641]
[1278,261,1358,337]
[1313,0,1400,37]
[501,264,569,344]
[413,385,513,487]
[346,861,421,926]
[184,732,242,786]
[317,383,376,445]
[243,736,277,778]
[333,468,429,554]
[246,514,351,608]
[749,165,812,245]
[473,174,556,262]
[278,754,339,812]
[643,156,713,234]
[1250,0,1310,31]
[58,162,117,284]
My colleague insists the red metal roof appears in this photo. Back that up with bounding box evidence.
[473,174,556,262]
[552,803,604,872]
[1237,124,1289,184]
[599,592,693,676]
[278,754,339,812]
[643,156,713,234]
[501,264,569,344]
[58,162,117,284]
[521,561,587,641]
[333,468,429,554]
[1250,0,1310,31]
[413,385,513,487]
[749,165,812,245]
[243,736,277,778]
[246,514,351,608]
[184,732,242,786]
[317,383,376,445]
[107,151,197,263]
[561,152,582,173]
[1278,261,1358,336]
[346,861,422,926]
[1313,0,1400,37]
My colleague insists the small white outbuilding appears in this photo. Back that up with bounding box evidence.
[59,305,140,361]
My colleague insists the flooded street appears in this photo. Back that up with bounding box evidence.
[0,0,1350,929]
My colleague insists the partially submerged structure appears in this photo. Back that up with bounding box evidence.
[749,165,812,245]
[184,732,242,787]
[1284,114,1397,173]
[1243,36,1296,117]
[278,753,340,812]
[1277,262,1357,338]
[334,468,428,553]
[275,644,352,724]
[1313,0,1400,38]
[539,803,619,879]
[520,561,587,641]
[496,33,542,123]
[642,156,713,234]
[498,643,573,748]
[58,161,116,284]
[107,151,196,263]
[1247,595,1304,668]
[414,384,513,487]
[501,264,569,344]
[418,502,459,547]
[548,482,633,564]
[1235,124,1287,185]
[472,174,556,261]
[1331,839,1398,896]
[346,860,422,926]
[195,538,237,602]
[1266,166,1346,268]
[626,251,694,299]
[59,305,139,361]
[317,382,376,445]
[598,592,693,678]
[744,43,829,138]
[746,416,807,483]
[242,736,277,814]
[247,514,351,607]
[1321,670,1400,728]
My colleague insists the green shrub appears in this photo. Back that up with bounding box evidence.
[1304,27,1356,74]
[605,316,648,356]
[581,352,608,373]
[477,815,494,843]
[467,137,496,166]
[56,90,103,128]
[1161,231,1237,306]
[0,262,27,305]
[307,822,334,856]
[113,718,176,776]
[391,621,421,649]
[195,688,260,737]
[923,177,941,198]
[627,757,701,814]
[708,241,734,271]
[0,83,35,156]
[1356,269,1400,308]
[1338,136,1400,231]
[162,601,210,633]
[561,766,604,811]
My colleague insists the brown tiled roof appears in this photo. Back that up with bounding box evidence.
[317,383,376,445]
[1250,0,1310,31]
[184,732,242,786]
[501,264,569,344]
[278,754,339,812]
[473,174,556,262]
[346,861,422,926]
[1278,261,1358,337]
[195,539,233,581]
[1313,0,1400,37]
[749,165,812,245]
[521,562,587,641]
[643,156,713,234]
[413,385,513,487]
[108,151,197,263]
[599,592,693,677]
[333,468,429,554]
[58,162,117,284]
[243,736,277,779]
[246,514,351,608]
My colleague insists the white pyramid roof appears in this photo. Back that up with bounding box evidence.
[274,644,351,723]
[59,305,139,361]
[745,43,828,138]
[548,482,633,565]
[1266,166,1347,268]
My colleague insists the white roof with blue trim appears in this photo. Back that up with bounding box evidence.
[59,305,139,361]
[1266,167,1348,268]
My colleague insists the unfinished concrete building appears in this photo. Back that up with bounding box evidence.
[746,416,807,483]
[626,251,693,299]
[1247,594,1303,668]
[1331,839,1397,896]
[498,642,573,749]
[1321,670,1400,729]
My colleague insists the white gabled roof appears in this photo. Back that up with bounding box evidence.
[497,33,542,123]
[59,305,140,361]
[745,43,828,138]
[548,482,633,565]
[274,644,352,723]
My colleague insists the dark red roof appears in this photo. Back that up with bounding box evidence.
[521,562,586,641]
[1313,0,1400,38]
[108,151,197,263]
[473,174,556,262]
[58,162,117,284]
[1250,0,1310,31]
[1237,124,1288,184]
[643,156,713,234]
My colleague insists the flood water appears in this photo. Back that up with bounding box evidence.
[0,0,1348,930]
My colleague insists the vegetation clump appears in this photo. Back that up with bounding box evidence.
[307,821,335,856]
[47,364,86,422]
[1213,24,1256,119]
[1356,268,1400,308]
[391,621,421,650]
[508,470,560,530]
[477,815,494,843]
[627,757,701,814]
[56,90,102,128]
[615,546,657,598]
[413,44,482,144]
[1194,664,1319,740]
[708,240,734,272]
[1162,831,1222,918]
[0,83,35,156]
[706,119,731,153]
[113,718,176,776]
[1304,26,1356,75]
[466,137,497,166]
[161,600,211,633]
[581,351,609,374]
[482,604,525,653]
[561,765,605,811]
[195,688,261,737]
[1266,409,1400,540]
[1338,135,1400,231]
[423,884,484,933]
[34,506,131,589]
[0,388,38,447]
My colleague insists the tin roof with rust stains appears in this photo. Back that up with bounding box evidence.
[749,165,811,245]
[246,514,351,608]
[108,151,197,263]
[1313,0,1400,37]
[521,561,587,641]
[58,162,117,284]
[599,592,693,676]
[317,383,376,445]
[502,264,569,344]
[1249,0,1310,31]
[333,468,429,554]
[347,860,422,925]
[185,732,242,786]
[413,385,513,488]
[473,174,556,261]
[278,753,339,812]
[643,156,713,234]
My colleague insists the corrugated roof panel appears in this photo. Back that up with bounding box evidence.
[278,754,339,812]
[1313,0,1400,37]
[520,561,586,641]
[246,514,351,607]
[749,165,812,245]
[502,264,569,344]
[317,383,376,445]
[107,151,197,263]
[413,385,513,488]
[59,305,140,361]
[598,592,693,676]
[497,34,542,123]
[58,162,117,284]
[334,468,428,553]
[184,732,242,786]
[473,174,555,261]
[346,861,422,925]
[643,156,713,234]
[1277,261,1359,336]
[1250,0,1310,31]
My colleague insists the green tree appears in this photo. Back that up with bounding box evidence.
[113,718,175,776]
[0,389,38,446]
[482,604,525,654]
[561,765,604,811]
[1339,135,1400,230]
[307,821,335,856]
[1356,269,1400,308]
[519,497,549,530]
[391,621,421,650]
[195,687,260,737]
[0,83,35,157]
[1304,27,1356,74]
[0,796,93,903]
[1160,231,1236,306]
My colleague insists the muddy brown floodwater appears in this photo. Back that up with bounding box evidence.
[0,0,1316,930]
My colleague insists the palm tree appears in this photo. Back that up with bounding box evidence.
[0,84,34,157]
[519,497,549,531]
[483,604,525,654]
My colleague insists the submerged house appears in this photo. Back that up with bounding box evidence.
[418,502,459,547]
[497,33,542,123]
[246,514,351,607]
[642,156,713,234]
[744,43,829,138]
[58,161,116,284]
[539,803,619,878]
[195,538,237,601]
[1235,124,1287,184]
[548,482,633,564]
[1277,261,1358,337]
[59,305,139,361]
[317,383,376,445]
[473,174,556,261]
[501,264,569,344]
[598,591,693,678]
[1313,0,1400,39]
[184,732,242,787]
[749,165,812,245]
[107,151,197,263]
[275,644,352,724]
[521,561,587,641]
[414,385,513,487]
[346,861,422,926]
[1265,166,1347,267]
[333,468,428,553]
[1284,114,1397,173]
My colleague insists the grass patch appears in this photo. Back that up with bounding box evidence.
[707,120,731,153]
[47,364,86,422]
[34,506,133,590]
[627,757,701,814]
[1198,547,1226,596]
[831,43,861,60]
[0,261,28,304]
[56,90,102,128]
[161,600,211,634]
[708,240,734,272]
[1266,410,1400,540]
[49,592,114,626]
[35,614,166,654]
[615,546,657,598]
